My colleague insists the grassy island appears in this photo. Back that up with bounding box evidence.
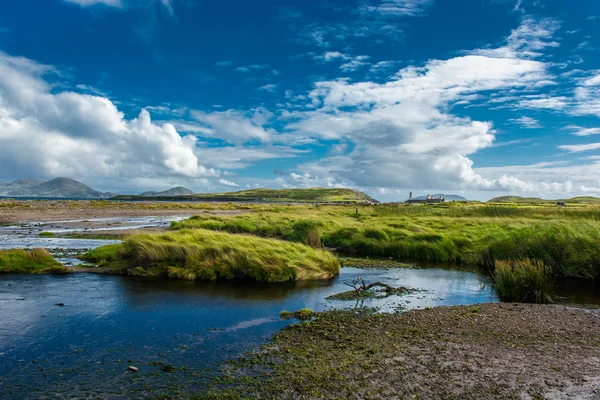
[81,229,340,282]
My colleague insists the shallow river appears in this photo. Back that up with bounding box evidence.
[0,266,496,398]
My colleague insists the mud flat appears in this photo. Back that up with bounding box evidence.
[0,199,246,224]
[215,303,600,399]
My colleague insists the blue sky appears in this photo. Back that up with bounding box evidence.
[0,0,600,200]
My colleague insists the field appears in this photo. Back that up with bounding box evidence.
[171,202,600,280]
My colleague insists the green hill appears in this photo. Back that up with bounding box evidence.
[113,187,378,203]
[488,195,600,204]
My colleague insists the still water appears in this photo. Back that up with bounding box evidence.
[0,266,497,398]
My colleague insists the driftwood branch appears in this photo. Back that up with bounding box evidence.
[343,276,409,294]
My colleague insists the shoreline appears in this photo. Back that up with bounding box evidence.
[211,303,600,399]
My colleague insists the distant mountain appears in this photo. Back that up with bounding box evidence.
[0,177,114,199]
[140,187,194,197]
[411,193,467,201]
[115,188,378,203]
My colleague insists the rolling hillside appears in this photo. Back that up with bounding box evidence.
[140,187,194,197]
[488,195,600,204]
[114,187,378,203]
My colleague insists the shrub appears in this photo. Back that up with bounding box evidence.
[494,258,554,303]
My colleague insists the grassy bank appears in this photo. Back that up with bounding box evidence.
[0,248,67,274]
[171,203,600,279]
[81,229,340,282]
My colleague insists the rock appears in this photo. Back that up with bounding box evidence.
[55,303,65,306]
[128,366,139,373]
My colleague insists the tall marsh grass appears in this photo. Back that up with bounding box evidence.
[171,203,600,280]
[494,258,554,303]
[82,229,339,282]
[0,248,67,274]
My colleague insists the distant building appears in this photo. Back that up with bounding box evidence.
[406,193,446,204]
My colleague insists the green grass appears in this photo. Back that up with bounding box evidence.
[81,229,340,282]
[494,258,554,303]
[0,248,67,274]
[171,203,600,280]
[39,231,55,237]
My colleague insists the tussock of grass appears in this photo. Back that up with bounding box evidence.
[0,248,67,274]
[80,243,123,267]
[293,308,315,320]
[82,229,340,282]
[39,231,55,237]
[494,258,554,303]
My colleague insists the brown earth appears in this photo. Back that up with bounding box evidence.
[0,199,247,224]
[215,303,600,399]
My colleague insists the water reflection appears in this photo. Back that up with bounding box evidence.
[3,264,577,398]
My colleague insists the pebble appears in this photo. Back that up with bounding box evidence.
[128,366,139,372]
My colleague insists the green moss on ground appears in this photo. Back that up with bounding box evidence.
[0,248,67,274]
[204,304,600,399]
[81,229,340,282]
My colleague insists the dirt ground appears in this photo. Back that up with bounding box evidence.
[216,303,600,399]
[0,200,246,224]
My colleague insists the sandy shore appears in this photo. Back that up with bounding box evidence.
[218,303,600,399]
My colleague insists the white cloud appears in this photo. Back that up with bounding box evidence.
[472,17,560,59]
[340,56,371,72]
[558,143,600,153]
[509,116,542,128]
[278,18,590,195]
[219,179,239,187]
[258,83,278,92]
[359,0,435,17]
[235,64,269,73]
[0,51,222,185]
[565,125,600,136]
[314,52,350,62]
[584,73,600,86]
[190,108,274,143]
[63,0,123,7]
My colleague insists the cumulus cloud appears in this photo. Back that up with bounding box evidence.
[0,52,218,185]
[277,18,600,195]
